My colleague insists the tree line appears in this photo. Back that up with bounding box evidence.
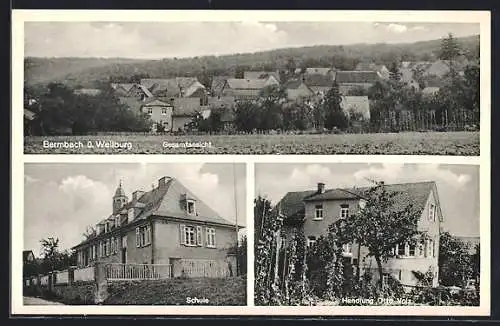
[24,82,153,136]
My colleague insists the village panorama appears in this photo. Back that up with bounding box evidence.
[23,24,480,155]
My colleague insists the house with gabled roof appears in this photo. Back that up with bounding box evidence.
[72,177,242,277]
[274,181,442,288]
[111,83,136,96]
[219,77,279,100]
[304,67,336,79]
[140,77,206,98]
[355,63,390,79]
[140,98,174,132]
[302,74,334,96]
[244,71,281,82]
[284,79,314,101]
[335,71,379,95]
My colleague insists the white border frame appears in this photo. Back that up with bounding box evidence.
[11,9,491,316]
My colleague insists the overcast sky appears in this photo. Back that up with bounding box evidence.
[255,163,480,238]
[24,22,479,59]
[24,163,246,254]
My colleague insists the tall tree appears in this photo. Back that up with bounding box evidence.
[439,33,462,62]
[439,232,473,287]
[321,82,348,130]
[335,181,423,289]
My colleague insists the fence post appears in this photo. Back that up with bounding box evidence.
[94,262,109,304]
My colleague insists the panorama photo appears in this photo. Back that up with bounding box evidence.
[22,20,481,155]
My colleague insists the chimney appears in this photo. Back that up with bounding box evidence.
[132,190,145,202]
[317,182,325,194]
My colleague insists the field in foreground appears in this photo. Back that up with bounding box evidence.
[103,276,246,305]
[24,131,480,155]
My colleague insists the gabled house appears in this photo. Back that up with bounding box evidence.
[140,78,206,98]
[284,79,314,101]
[111,83,136,96]
[140,99,174,132]
[355,63,390,79]
[335,71,379,95]
[275,181,443,289]
[244,71,280,82]
[219,77,279,100]
[210,76,232,97]
[304,67,336,79]
[302,74,334,96]
[72,177,242,277]
[23,250,36,263]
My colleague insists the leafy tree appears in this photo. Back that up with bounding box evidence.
[439,232,473,287]
[234,100,261,132]
[259,85,287,131]
[282,101,314,131]
[336,181,423,289]
[39,237,76,273]
[321,82,348,130]
[439,33,461,62]
[388,61,402,82]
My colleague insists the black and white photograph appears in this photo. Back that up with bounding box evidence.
[22,163,247,306]
[20,17,483,155]
[254,163,481,306]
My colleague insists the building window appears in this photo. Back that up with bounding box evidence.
[104,222,109,233]
[128,208,134,222]
[429,203,436,222]
[135,225,152,247]
[186,200,196,215]
[196,226,203,246]
[146,107,153,115]
[342,243,352,256]
[432,239,436,257]
[161,107,168,115]
[206,228,216,248]
[183,226,196,246]
[106,239,111,256]
[116,216,121,227]
[398,270,402,281]
[397,243,405,256]
[340,204,349,219]
[111,237,115,254]
[408,243,416,257]
[314,205,323,220]
[307,236,317,247]
[417,241,424,257]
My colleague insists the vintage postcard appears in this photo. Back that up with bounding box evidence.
[14,10,489,155]
[11,9,491,317]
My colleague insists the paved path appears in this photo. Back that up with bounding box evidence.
[23,296,65,305]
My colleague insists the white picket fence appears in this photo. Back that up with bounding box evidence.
[73,266,95,282]
[105,263,172,281]
[177,259,231,278]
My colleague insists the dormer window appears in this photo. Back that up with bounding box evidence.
[161,107,168,115]
[187,200,196,215]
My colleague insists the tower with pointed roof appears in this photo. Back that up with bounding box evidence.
[113,180,128,214]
